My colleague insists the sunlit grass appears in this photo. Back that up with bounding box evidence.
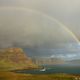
[0,72,79,80]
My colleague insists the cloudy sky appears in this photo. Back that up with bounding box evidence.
[0,0,80,60]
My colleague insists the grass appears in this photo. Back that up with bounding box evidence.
[0,72,79,80]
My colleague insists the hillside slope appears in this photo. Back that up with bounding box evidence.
[0,48,38,71]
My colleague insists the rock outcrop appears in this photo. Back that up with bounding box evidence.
[0,48,38,71]
[32,57,65,65]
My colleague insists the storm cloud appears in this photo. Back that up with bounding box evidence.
[0,0,80,59]
[0,7,77,48]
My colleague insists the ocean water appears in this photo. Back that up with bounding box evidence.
[14,64,80,74]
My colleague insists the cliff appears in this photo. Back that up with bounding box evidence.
[0,48,38,71]
[32,57,65,65]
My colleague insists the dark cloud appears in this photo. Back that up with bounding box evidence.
[0,0,80,60]
[0,8,76,48]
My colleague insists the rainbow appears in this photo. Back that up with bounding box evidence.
[0,7,79,43]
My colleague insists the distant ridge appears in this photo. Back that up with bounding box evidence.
[32,57,65,65]
[67,59,80,64]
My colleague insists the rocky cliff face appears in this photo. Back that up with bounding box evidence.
[32,57,65,65]
[0,48,38,71]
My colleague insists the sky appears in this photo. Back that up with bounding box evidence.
[0,0,80,60]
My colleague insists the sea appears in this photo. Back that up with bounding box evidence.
[14,64,80,74]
